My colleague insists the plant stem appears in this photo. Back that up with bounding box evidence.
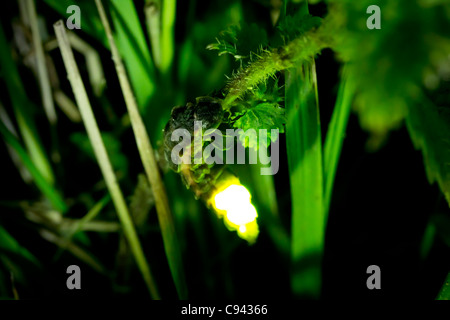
[95,0,188,299]
[53,20,160,299]
[222,30,328,109]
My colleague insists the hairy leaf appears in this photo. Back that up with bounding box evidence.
[233,103,286,150]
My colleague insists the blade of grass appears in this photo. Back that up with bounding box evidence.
[250,164,290,256]
[0,225,41,268]
[45,32,107,97]
[284,1,325,299]
[0,102,32,183]
[323,66,355,213]
[0,120,67,212]
[286,61,324,299]
[53,20,160,299]
[63,194,111,242]
[145,0,162,70]
[160,0,176,76]
[27,0,57,124]
[95,0,187,299]
[39,229,106,274]
[0,23,55,186]
[109,0,156,110]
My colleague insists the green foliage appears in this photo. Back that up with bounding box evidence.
[277,13,322,43]
[229,78,285,150]
[44,0,107,46]
[70,132,128,176]
[0,226,40,268]
[329,0,450,141]
[207,22,268,66]
[232,103,285,149]
[406,92,450,206]
[129,174,154,228]
[109,0,156,110]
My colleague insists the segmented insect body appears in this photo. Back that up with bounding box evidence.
[163,96,260,243]
[163,96,226,200]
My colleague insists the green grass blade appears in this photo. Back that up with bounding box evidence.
[110,0,156,110]
[160,0,176,76]
[0,225,41,268]
[53,20,160,299]
[250,164,289,256]
[44,0,108,47]
[0,23,55,186]
[95,0,188,299]
[145,0,162,70]
[27,0,57,124]
[283,0,325,299]
[286,61,324,299]
[323,67,355,213]
[0,120,67,212]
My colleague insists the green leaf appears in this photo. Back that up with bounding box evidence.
[406,95,450,207]
[286,62,324,299]
[329,0,450,141]
[232,103,286,150]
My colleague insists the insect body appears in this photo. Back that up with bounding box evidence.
[163,96,225,199]
[162,96,259,243]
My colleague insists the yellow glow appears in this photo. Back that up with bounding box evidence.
[214,184,251,211]
[211,183,259,243]
[226,203,257,225]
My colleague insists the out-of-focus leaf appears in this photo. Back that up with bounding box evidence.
[70,132,128,176]
[0,225,40,268]
[406,94,450,206]
[328,0,450,141]
[431,213,450,247]
[277,13,322,43]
